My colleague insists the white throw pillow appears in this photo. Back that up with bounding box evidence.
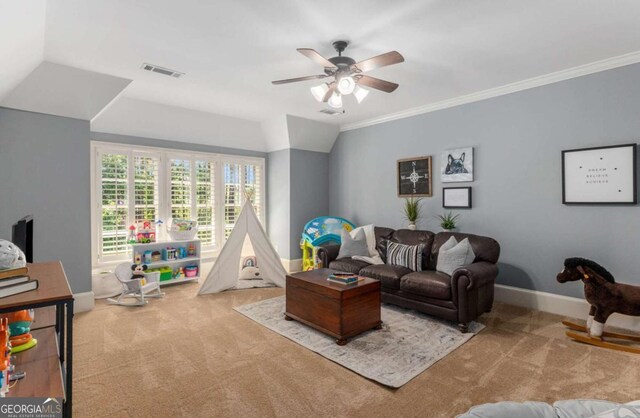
[349,224,377,257]
[436,237,476,276]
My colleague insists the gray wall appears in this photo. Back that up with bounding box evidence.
[266,148,330,260]
[329,63,640,299]
[267,149,291,259]
[289,149,330,259]
[0,108,92,293]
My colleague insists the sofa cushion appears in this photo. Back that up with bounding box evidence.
[380,229,435,268]
[329,259,370,274]
[429,232,500,269]
[385,241,425,271]
[337,228,369,259]
[436,237,475,276]
[400,271,452,300]
[359,264,412,290]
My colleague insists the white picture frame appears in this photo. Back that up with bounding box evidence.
[562,143,637,204]
[443,187,472,208]
[441,147,473,183]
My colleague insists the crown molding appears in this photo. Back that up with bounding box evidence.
[340,50,640,132]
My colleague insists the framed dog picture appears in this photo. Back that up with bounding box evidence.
[562,143,637,204]
[441,147,473,182]
[397,156,432,197]
[443,187,472,208]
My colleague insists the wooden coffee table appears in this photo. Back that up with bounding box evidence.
[284,268,382,345]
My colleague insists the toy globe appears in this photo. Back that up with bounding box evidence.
[0,240,26,270]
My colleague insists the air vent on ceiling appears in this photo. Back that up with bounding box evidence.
[319,109,343,116]
[141,63,184,78]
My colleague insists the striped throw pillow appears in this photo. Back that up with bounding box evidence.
[385,241,425,271]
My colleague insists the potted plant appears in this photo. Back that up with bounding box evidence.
[437,211,459,232]
[403,197,422,230]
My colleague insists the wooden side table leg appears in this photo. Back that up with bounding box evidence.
[284,314,294,321]
[336,338,348,346]
[374,321,383,330]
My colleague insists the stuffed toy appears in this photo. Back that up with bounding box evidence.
[131,263,148,285]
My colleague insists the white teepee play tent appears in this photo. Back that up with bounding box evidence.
[198,200,286,294]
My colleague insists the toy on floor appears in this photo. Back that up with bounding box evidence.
[108,262,165,307]
[239,256,262,281]
[2,310,37,354]
[557,257,640,354]
[300,217,355,271]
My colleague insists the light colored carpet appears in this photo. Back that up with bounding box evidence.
[73,284,640,417]
[235,296,483,387]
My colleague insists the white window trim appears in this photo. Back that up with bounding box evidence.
[90,141,266,268]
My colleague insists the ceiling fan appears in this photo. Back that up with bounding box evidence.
[272,40,404,109]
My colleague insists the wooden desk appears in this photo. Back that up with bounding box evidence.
[0,261,74,417]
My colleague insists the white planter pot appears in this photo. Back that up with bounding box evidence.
[407,223,417,230]
[442,228,455,233]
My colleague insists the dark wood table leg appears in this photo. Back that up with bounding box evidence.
[374,321,383,330]
[336,338,348,346]
[64,300,73,417]
[284,314,294,321]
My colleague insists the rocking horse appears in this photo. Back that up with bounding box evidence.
[557,257,640,354]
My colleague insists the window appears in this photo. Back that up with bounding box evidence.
[92,143,265,265]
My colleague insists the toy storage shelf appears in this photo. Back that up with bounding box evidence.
[131,239,201,287]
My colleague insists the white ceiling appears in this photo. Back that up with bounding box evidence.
[0,1,46,100]
[2,0,640,144]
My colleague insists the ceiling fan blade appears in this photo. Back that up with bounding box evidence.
[351,51,404,73]
[322,82,336,102]
[272,74,328,85]
[356,75,399,93]
[297,48,337,69]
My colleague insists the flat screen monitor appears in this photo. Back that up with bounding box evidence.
[12,215,33,263]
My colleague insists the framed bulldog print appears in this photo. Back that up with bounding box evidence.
[441,147,473,183]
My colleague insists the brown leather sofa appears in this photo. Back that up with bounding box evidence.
[317,227,500,332]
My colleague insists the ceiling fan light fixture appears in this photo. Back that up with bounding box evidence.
[337,75,356,95]
[328,92,343,109]
[353,85,369,104]
[310,83,329,102]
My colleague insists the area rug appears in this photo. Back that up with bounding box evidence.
[234,296,484,388]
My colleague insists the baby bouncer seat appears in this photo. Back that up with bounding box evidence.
[108,263,165,306]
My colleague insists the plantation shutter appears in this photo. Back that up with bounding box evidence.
[170,158,192,220]
[244,164,263,223]
[133,154,160,224]
[223,163,242,239]
[100,152,129,258]
[195,160,215,247]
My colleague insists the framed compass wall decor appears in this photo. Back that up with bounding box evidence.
[562,143,637,204]
[397,156,432,197]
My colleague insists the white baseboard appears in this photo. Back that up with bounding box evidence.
[74,291,95,313]
[281,258,303,273]
[495,284,640,332]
